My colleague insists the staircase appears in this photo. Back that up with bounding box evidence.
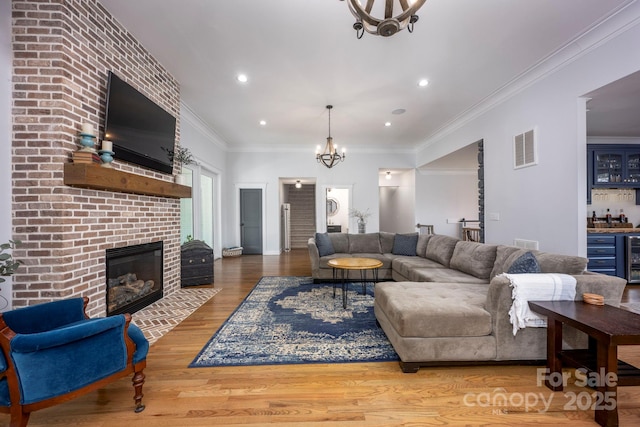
[287,184,316,249]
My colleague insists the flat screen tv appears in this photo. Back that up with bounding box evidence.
[104,71,176,174]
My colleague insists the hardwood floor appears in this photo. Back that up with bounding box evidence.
[9,250,640,426]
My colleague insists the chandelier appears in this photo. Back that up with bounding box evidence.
[316,105,345,169]
[346,0,427,39]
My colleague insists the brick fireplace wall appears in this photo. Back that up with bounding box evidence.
[11,0,183,317]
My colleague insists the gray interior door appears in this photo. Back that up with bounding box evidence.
[240,188,262,254]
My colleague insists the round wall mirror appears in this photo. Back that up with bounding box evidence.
[326,198,339,217]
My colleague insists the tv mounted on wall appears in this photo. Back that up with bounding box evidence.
[104,71,176,174]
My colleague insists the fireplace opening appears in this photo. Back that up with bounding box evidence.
[106,241,163,316]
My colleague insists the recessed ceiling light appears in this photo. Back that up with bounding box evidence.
[418,79,429,87]
[259,120,267,126]
[237,74,248,83]
[384,122,391,127]
[391,108,406,115]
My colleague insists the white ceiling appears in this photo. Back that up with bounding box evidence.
[98,0,639,155]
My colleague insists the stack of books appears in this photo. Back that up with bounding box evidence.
[72,151,101,165]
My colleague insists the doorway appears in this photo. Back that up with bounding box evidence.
[324,187,349,233]
[240,188,263,254]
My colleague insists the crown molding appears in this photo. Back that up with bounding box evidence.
[416,0,640,152]
[181,102,229,151]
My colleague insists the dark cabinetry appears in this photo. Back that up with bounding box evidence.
[180,240,214,287]
[587,232,640,280]
[587,144,640,204]
[587,234,619,277]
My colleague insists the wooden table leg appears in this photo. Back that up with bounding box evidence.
[545,318,564,391]
[595,339,618,427]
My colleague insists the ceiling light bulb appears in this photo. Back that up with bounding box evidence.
[295,180,302,189]
[237,74,248,83]
[259,120,266,126]
[418,79,429,87]
[385,122,391,127]
[386,171,392,180]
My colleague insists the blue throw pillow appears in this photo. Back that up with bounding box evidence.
[392,233,418,256]
[507,251,541,274]
[315,233,335,257]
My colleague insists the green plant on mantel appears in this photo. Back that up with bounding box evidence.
[167,146,196,166]
[0,240,22,284]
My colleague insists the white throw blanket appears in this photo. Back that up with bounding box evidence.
[500,273,577,335]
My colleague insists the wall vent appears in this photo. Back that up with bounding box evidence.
[514,238,539,250]
[514,129,537,169]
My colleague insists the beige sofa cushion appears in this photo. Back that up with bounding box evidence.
[416,234,432,258]
[449,241,498,280]
[375,282,492,338]
[425,235,459,267]
[379,231,395,253]
[490,245,588,279]
[349,233,382,253]
[328,233,349,253]
[409,267,489,284]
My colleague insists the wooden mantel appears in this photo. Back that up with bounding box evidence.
[64,163,192,199]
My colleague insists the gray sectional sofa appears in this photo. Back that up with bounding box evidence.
[308,232,628,372]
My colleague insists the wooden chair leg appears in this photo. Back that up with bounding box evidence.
[132,370,146,413]
[10,407,29,427]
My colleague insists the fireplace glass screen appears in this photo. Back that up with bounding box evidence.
[106,241,163,316]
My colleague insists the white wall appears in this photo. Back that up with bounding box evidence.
[225,150,415,254]
[379,169,416,233]
[0,0,12,310]
[415,170,478,238]
[180,105,228,258]
[414,10,640,255]
[1,0,11,242]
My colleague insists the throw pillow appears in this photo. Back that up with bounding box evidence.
[507,251,541,274]
[315,233,335,257]
[392,233,418,256]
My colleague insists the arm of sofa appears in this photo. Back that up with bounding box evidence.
[308,237,320,276]
[484,272,627,360]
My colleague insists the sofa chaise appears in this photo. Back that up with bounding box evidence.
[308,232,627,372]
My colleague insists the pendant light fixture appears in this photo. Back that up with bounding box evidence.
[316,105,345,169]
[346,0,427,39]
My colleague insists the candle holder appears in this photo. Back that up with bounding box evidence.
[98,150,114,168]
[79,133,96,152]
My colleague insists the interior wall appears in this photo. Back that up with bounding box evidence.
[0,0,11,309]
[0,0,10,242]
[415,171,478,238]
[415,11,640,255]
[224,151,415,254]
[180,105,227,259]
[379,169,416,233]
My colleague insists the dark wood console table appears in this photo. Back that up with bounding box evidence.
[529,300,640,427]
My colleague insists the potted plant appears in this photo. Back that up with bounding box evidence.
[350,208,371,234]
[168,146,196,185]
[0,240,21,283]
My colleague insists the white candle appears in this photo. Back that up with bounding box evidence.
[101,140,112,151]
[81,123,93,135]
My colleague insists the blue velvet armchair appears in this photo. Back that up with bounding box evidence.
[0,297,149,427]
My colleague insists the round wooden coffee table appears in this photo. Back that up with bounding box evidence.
[327,257,383,308]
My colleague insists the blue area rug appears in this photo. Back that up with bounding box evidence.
[189,276,398,367]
